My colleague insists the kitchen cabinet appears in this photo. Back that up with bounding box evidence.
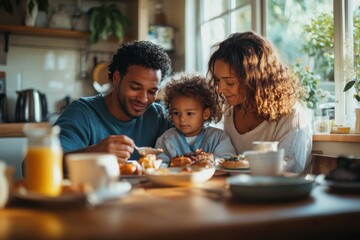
[0,0,149,49]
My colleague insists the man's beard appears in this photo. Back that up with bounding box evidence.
[116,85,149,119]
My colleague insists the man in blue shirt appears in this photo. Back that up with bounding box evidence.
[54,41,172,166]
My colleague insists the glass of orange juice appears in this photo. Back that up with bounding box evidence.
[23,124,63,197]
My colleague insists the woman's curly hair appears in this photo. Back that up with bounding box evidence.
[109,40,172,82]
[208,31,301,121]
[163,72,223,123]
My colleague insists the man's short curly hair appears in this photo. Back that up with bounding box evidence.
[208,31,302,121]
[109,40,172,82]
[163,72,223,123]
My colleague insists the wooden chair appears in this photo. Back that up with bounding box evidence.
[310,153,360,175]
[310,154,338,175]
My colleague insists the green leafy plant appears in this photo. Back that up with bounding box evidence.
[87,4,130,44]
[0,0,49,14]
[343,78,360,102]
[301,11,360,83]
[302,12,334,82]
[293,59,330,109]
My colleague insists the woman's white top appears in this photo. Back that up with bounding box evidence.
[224,103,313,173]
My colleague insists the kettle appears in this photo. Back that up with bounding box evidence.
[15,89,48,122]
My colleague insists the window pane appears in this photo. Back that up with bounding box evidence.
[354,1,360,80]
[200,18,227,71]
[203,0,228,20]
[267,0,334,115]
[233,5,251,32]
[347,0,360,125]
[267,1,333,75]
[235,0,248,7]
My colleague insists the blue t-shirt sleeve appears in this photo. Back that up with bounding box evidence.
[54,97,171,160]
[202,127,237,158]
[54,101,91,152]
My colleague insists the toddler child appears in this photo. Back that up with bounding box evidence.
[155,72,236,166]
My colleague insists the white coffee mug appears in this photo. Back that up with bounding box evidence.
[0,161,9,208]
[252,141,279,152]
[244,149,284,176]
[66,153,120,191]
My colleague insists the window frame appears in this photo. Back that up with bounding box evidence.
[187,0,356,125]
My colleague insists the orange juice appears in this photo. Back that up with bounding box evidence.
[25,146,63,196]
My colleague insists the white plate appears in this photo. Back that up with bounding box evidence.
[145,167,216,187]
[13,187,86,204]
[227,175,314,202]
[119,174,148,185]
[216,166,250,174]
[315,174,360,193]
[120,174,147,179]
[13,181,132,205]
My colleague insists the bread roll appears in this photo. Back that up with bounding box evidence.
[220,155,249,169]
[119,161,143,175]
[138,154,162,169]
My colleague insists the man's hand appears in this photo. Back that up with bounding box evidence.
[90,135,135,164]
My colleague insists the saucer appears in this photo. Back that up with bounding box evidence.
[215,166,250,175]
[86,181,132,205]
[12,186,86,204]
[13,181,132,206]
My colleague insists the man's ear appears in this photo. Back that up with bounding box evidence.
[112,70,121,87]
[203,108,211,120]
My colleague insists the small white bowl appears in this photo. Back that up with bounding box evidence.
[145,167,215,187]
[244,149,284,176]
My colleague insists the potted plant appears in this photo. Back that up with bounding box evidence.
[0,0,48,14]
[87,4,130,44]
[0,0,49,26]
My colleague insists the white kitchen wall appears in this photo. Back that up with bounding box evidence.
[0,0,128,122]
[0,36,119,122]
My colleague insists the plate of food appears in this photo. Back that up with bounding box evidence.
[119,156,162,177]
[170,149,215,168]
[145,167,216,187]
[227,174,314,202]
[216,155,250,174]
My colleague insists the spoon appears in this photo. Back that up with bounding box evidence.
[135,146,163,156]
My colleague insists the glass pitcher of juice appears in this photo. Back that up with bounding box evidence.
[23,123,63,196]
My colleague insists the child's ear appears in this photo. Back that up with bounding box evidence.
[203,108,211,120]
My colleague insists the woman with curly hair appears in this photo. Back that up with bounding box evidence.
[208,31,312,173]
[155,72,236,166]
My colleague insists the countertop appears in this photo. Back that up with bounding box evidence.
[0,122,50,137]
[1,123,360,143]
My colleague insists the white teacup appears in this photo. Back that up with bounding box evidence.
[252,141,279,151]
[244,149,284,176]
[66,153,120,191]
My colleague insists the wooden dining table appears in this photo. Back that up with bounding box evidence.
[1,174,360,240]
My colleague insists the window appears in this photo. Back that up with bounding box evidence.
[344,0,360,125]
[188,0,359,128]
[196,0,253,73]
